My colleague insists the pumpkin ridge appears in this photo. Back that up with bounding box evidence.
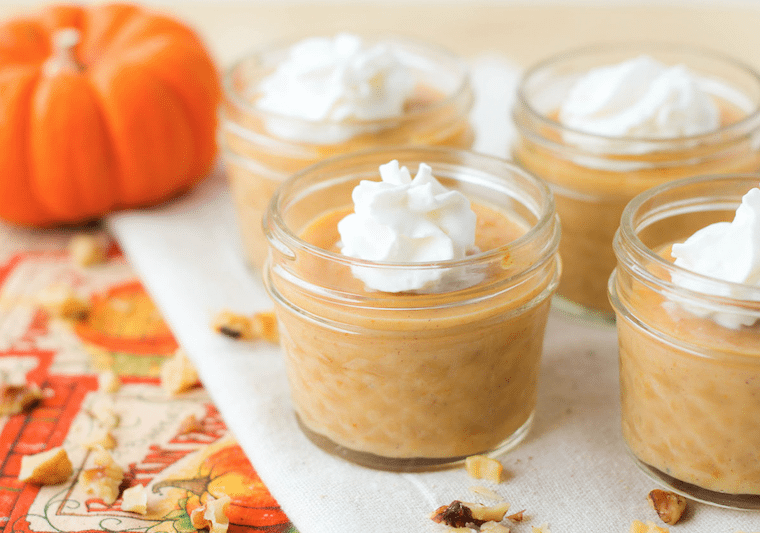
[0,20,51,67]
[77,3,140,68]
[0,66,56,225]
[126,36,220,179]
[89,58,196,206]
[90,7,195,63]
[29,70,119,221]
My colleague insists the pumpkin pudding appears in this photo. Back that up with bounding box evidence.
[263,147,560,469]
[221,34,473,270]
[513,45,760,317]
[610,175,760,507]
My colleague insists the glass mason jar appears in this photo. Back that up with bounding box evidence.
[609,174,760,509]
[263,146,561,471]
[221,36,474,270]
[512,43,760,320]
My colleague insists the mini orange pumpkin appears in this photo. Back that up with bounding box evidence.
[0,2,221,226]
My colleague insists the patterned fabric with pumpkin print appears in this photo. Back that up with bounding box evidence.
[0,228,297,533]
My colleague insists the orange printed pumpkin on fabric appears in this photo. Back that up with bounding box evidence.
[0,2,221,226]
[155,444,292,531]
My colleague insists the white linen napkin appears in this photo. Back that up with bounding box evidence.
[107,57,758,533]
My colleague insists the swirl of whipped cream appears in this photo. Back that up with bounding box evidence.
[670,185,760,328]
[559,55,720,141]
[337,160,478,292]
[255,34,416,144]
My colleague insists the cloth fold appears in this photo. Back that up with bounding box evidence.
[107,57,756,533]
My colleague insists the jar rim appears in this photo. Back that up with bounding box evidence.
[222,33,473,129]
[515,41,760,149]
[617,172,760,305]
[264,146,559,274]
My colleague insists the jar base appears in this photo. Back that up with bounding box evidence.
[552,295,616,327]
[296,412,534,472]
[630,454,760,510]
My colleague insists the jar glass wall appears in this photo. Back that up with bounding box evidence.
[263,146,561,471]
[609,174,760,508]
[513,43,760,320]
[221,36,474,270]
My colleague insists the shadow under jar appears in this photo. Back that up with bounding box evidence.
[221,35,474,270]
[609,174,760,509]
[512,43,760,320]
[263,147,561,471]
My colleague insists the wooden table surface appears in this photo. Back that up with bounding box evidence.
[3,2,760,72]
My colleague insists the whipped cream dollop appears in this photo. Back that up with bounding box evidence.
[256,34,416,144]
[559,55,720,141]
[670,185,760,328]
[337,160,478,293]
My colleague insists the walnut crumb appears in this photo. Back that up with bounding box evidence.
[212,310,254,340]
[481,521,511,533]
[532,524,551,533]
[431,501,477,528]
[39,284,90,320]
[506,509,526,522]
[89,395,120,429]
[160,349,199,396]
[647,489,687,525]
[78,446,124,505]
[0,381,44,416]
[69,234,108,267]
[430,500,509,528]
[212,310,279,343]
[630,519,669,533]
[98,370,121,393]
[79,425,117,450]
[177,414,204,434]
[190,494,231,533]
[465,455,503,483]
[121,484,148,514]
[252,311,279,343]
[469,485,502,501]
[18,446,73,485]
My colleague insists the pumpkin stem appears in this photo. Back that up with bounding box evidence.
[43,28,84,76]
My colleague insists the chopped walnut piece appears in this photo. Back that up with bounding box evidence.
[532,524,552,533]
[630,520,669,533]
[469,485,502,501]
[78,425,117,450]
[252,311,279,343]
[647,489,687,525]
[465,455,503,483]
[39,284,90,320]
[79,446,124,505]
[212,309,279,343]
[431,500,479,528]
[177,414,204,434]
[430,500,509,528]
[69,234,108,267]
[160,349,199,396]
[18,446,73,485]
[506,509,526,522]
[98,370,121,393]
[0,381,44,416]
[190,494,231,533]
[90,395,119,429]
[212,310,254,340]
[121,484,148,514]
[466,501,510,523]
[481,521,511,533]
